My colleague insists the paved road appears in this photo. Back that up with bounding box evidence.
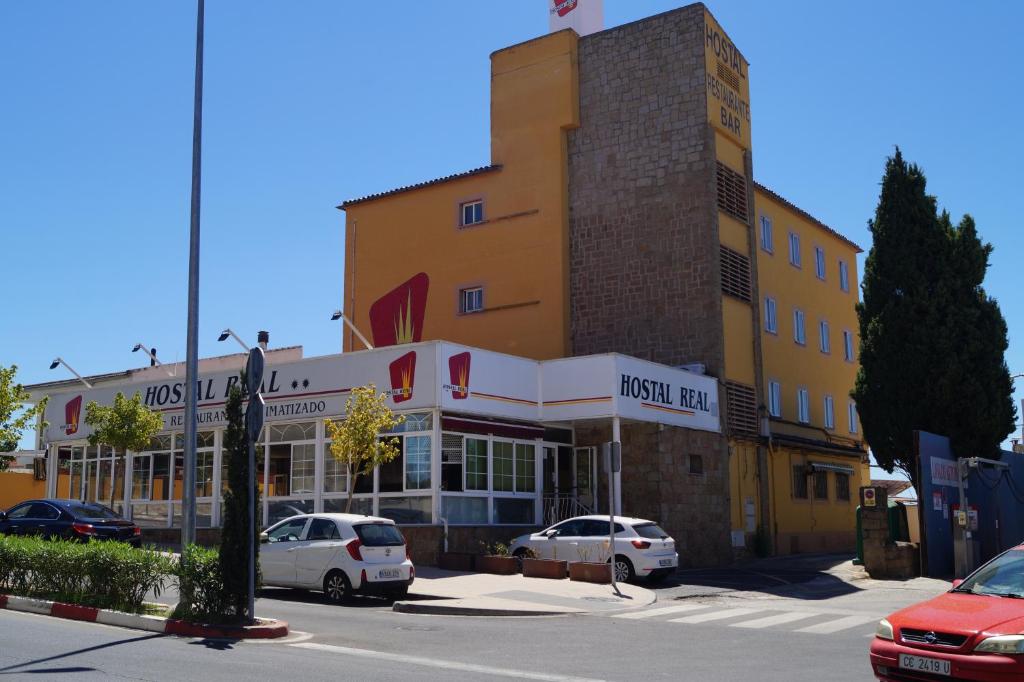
[1,556,947,681]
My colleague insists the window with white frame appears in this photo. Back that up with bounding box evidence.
[815,246,826,280]
[819,319,830,354]
[839,260,850,292]
[460,200,484,226]
[789,232,801,267]
[459,287,484,314]
[764,297,777,333]
[843,330,854,362]
[797,388,810,423]
[824,395,835,429]
[793,308,806,345]
[404,435,431,490]
[491,440,535,494]
[848,401,859,434]
[768,381,782,418]
[760,215,773,253]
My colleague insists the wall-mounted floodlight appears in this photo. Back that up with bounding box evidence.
[330,310,374,350]
[217,328,249,351]
[132,344,174,376]
[48,357,93,389]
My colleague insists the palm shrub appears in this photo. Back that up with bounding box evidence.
[173,543,228,622]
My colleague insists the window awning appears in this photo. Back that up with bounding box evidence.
[808,461,855,475]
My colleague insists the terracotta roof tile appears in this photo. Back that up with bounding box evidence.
[338,165,502,209]
[755,181,863,253]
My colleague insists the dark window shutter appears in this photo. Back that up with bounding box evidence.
[725,381,758,436]
[720,245,752,302]
[716,162,748,223]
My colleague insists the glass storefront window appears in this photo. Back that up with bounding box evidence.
[493,497,534,525]
[493,441,514,492]
[270,422,315,443]
[132,454,152,499]
[466,438,487,491]
[442,495,488,525]
[323,497,373,516]
[515,444,535,493]
[267,498,314,527]
[441,434,464,492]
[377,495,431,524]
[197,451,214,498]
[152,452,171,501]
[385,412,432,434]
[405,435,431,490]
[323,441,346,494]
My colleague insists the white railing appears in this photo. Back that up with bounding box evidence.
[543,494,593,526]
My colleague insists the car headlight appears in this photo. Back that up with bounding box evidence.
[974,635,1024,655]
[875,618,894,641]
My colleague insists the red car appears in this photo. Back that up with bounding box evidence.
[870,543,1024,681]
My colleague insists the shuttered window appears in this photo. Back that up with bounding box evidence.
[720,245,752,302]
[725,381,758,436]
[716,162,748,223]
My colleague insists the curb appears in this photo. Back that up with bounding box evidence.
[393,601,562,617]
[0,594,288,639]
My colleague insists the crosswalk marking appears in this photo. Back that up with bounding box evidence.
[612,603,712,620]
[730,611,819,629]
[669,607,761,624]
[795,615,878,634]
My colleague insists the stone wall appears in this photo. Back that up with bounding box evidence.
[860,486,919,580]
[576,422,732,568]
[567,4,723,374]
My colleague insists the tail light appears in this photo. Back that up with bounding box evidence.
[360,569,367,585]
[631,540,651,550]
[132,526,142,537]
[346,538,363,561]
[410,565,415,579]
[406,548,411,560]
[72,522,96,536]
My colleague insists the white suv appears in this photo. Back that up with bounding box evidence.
[510,515,677,583]
[260,513,415,602]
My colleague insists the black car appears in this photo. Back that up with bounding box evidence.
[0,499,141,546]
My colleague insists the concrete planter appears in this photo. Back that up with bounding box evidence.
[476,555,518,575]
[569,561,612,584]
[522,558,567,579]
[437,552,476,572]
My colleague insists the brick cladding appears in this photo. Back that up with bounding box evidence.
[567,4,723,374]
[567,5,733,566]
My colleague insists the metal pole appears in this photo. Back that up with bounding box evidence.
[955,458,968,578]
[182,0,205,549]
[612,417,622,515]
[605,442,616,594]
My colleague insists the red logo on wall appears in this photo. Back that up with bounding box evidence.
[388,351,417,404]
[64,395,83,435]
[551,0,579,17]
[369,273,429,347]
[447,352,471,400]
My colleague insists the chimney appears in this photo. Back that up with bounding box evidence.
[257,331,269,351]
[150,348,157,367]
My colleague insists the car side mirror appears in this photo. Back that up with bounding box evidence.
[545,529,558,538]
[951,578,963,589]
[260,532,269,544]
[0,511,6,522]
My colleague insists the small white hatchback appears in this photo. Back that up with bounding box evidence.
[510,515,677,583]
[260,513,415,603]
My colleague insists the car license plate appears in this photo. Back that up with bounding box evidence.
[378,568,401,580]
[659,559,674,567]
[899,654,950,676]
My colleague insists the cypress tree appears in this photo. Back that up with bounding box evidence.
[853,149,1015,489]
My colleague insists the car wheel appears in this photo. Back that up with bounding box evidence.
[612,555,635,583]
[323,569,353,604]
[512,547,529,571]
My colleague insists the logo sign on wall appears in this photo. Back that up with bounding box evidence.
[369,273,429,347]
[549,0,603,37]
[446,352,471,400]
[388,351,417,404]
[930,457,959,488]
[63,395,82,435]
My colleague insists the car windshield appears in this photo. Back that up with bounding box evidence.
[66,502,121,520]
[957,549,1024,597]
[355,523,405,547]
[634,523,670,540]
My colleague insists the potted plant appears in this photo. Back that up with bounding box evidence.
[568,543,612,584]
[475,541,518,575]
[520,547,567,579]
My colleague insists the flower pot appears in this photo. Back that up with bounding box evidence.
[569,561,612,584]
[437,552,475,572]
[476,555,518,575]
[522,558,568,579]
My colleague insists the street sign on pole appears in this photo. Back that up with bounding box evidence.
[244,347,264,625]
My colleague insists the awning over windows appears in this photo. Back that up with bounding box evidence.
[808,461,855,475]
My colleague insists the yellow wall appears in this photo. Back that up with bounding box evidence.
[342,30,579,360]
[0,472,46,511]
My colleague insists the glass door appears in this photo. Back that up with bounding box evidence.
[574,447,596,512]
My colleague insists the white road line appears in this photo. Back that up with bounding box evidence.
[668,607,762,624]
[612,603,712,620]
[290,642,607,682]
[730,611,820,629]
[795,615,878,634]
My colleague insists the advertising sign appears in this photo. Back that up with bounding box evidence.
[439,343,540,422]
[703,9,751,149]
[548,0,603,37]
[930,457,960,488]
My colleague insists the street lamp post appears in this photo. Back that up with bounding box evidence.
[48,358,93,389]
[330,310,374,351]
[182,0,205,549]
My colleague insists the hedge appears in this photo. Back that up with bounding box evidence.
[172,544,232,623]
[0,535,171,613]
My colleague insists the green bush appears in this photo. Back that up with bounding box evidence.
[0,535,171,613]
[173,544,231,623]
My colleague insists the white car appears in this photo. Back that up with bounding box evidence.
[260,513,415,603]
[510,515,678,583]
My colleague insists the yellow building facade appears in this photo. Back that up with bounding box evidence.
[341,4,868,558]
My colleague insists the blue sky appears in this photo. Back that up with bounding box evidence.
[3,1,1022,461]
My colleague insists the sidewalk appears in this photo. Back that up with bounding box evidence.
[395,567,657,616]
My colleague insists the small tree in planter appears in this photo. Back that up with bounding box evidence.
[569,542,612,584]
[476,541,518,575]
